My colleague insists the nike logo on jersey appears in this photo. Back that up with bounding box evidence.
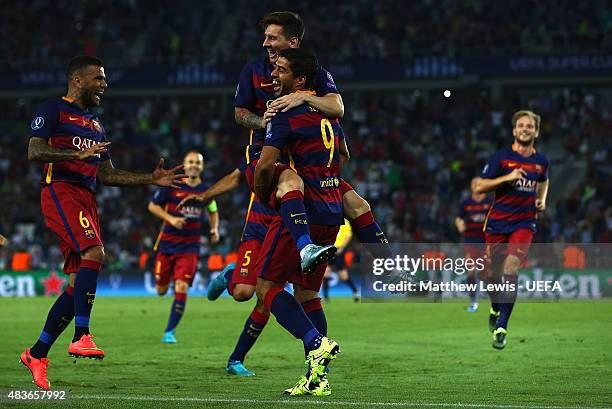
[290,213,306,218]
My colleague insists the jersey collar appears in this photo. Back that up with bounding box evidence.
[512,142,536,156]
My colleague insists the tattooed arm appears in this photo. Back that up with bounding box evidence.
[98,158,185,187]
[234,107,265,130]
[27,137,109,162]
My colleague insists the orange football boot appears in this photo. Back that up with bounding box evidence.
[20,348,51,390]
[68,334,105,359]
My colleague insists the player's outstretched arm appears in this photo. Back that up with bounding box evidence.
[254,146,280,204]
[208,207,220,243]
[27,137,110,162]
[535,179,549,211]
[476,168,526,193]
[269,93,344,118]
[98,158,185,187]
[177,168,243,209]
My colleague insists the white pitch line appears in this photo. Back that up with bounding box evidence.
[72,395,611,409]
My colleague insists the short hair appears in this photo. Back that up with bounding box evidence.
[278,48,318,89]
[67,55,103,79]
[184,150,203,160]
[260,11,305,41]
[512,110,541,131]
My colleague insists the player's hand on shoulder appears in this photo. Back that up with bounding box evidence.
[261,107,278,128]
[152,158,186,188]
[535,199,546,211]
[167,215,186,230]
[506,168,527,182]
[269,93,305,113]
[77,141,111,160]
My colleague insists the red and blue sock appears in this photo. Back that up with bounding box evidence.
[229,308,270,363]
[73,259,102,342]
[30,285,74,359]
[165,292,187,332]
[264,287,322,352]
[280,190,312,252]
[351,212,392,258]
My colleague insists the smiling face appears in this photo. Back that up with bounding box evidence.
[183,152,204,178]
[512,114,539,146]
[271,56,305,97]
[262,24,298,64]
[72,65,107,108]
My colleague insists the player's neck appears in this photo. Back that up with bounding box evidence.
[186,176,201,187]
[512,141,535,157]
[65,90,87,110]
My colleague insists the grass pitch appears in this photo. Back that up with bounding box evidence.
[0,296,610,409]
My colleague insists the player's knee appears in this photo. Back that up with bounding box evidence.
[81,245,105,264]
[174,280,189,294]
[277,169,303,197]
[343,192,371,219]
[232,287,255,302]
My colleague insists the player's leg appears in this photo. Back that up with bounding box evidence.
[154,252,172,296]
[276,168,336,274]
[255,219,339,384]
[21,271,76,390]
[341,181,392,259]
[484,235,506,331]
[163,253,197,342]
[493,228,533,349]
[68,245,105,358]
[227,297,270,376]
[338,268,359,302]
[322,266,332,302]
[464,246,479,312]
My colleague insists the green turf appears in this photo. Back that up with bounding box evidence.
[0,296,610,409]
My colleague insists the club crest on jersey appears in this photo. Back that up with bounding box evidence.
[92,120,102,132]
[31,117,44,130]
[84,229,96,239]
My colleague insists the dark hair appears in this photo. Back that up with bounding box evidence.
[260,11,304,41]
[278,48,318,89]
[67,55,103,79]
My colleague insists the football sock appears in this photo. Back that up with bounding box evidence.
[165,292,187,332]
[264,287,321,352]
[73,259,102,342]
[466,274,477,303]
[497,274,518,329]
[30,286,74,359]
[351,211,392,258]
[302,298,327,336]
[229,308,270,363]
[280,190,312,253]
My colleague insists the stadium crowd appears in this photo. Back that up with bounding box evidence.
[2,0,610,68]
[0,85,610,271]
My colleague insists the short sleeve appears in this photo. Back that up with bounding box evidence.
[264,112,291,150]
[458,201,467,219]
[315,67,339,96]
[234,63,255,109]
[481,154,500,179]
[29,100,59,140]
[150,187,171,206]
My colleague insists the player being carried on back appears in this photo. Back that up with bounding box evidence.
[254,47,343,396]
[476,110,549,349]
[178,12,393,376]
[148,151,219,344]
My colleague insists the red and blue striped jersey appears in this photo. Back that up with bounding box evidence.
[241,194,276,243]
[234,54,338,170]
[151,183,217,254]
[458,197,492,243]
[28,97,110,192]
[481,145,549,234]
[264,104,344,226]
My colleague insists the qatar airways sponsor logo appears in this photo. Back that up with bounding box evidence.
[513,178,537,192]
[72,136,104,157]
